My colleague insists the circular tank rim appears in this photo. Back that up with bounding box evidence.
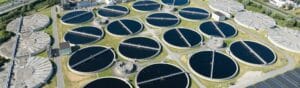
[117,36,162,62]
[134,63,190,88]
[145,12,181,28]
[67,45,116,75]
[63,26,104,45]
[82,76,133,88]
[161,27,204,49]
[187,50,239,81]
[106,18,144,37]
[227,40,277,67]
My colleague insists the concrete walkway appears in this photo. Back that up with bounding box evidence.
[51,6,65,88]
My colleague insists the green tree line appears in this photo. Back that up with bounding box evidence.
[0,0,59,44]
[238,0,300,29]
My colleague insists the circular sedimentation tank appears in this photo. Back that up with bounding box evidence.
[68,46,116,75]
[84,77,132,88]
[107,19,143,37]
[208,0,244,17]
[229,40,276,66]
[234,11,276,30]
[163,28,203,48]
[118,37,162,61]
[12,57,53,88]
[136,63,190,88]
[97,5,129,18]
[199,21,237,38]
[64,26,104,45]
[178,7,210,21]
[132,1,161,12]
[0,32,51,58]
[61,10,94,25]
[146,12,180,28]
[6,14,50,33]
[268,27,300,53]
[188,51,239,81]
[161,0,189,6]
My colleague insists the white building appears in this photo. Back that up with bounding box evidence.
[212,11,226,21]
[269,0,300,8]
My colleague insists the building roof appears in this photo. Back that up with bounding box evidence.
[60,42,71,49]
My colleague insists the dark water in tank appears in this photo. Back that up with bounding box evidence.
[164,29,189,47]
[179,7,209,20]
[244,41,275,63]
[162,0,189,6]
[230,42,262,64]
[189,51,237,79]
[84,78,131,88]
[61,11,93,24]
[69,47,114,72]
[124,37,160,48]
[216,22,237,37]
[64,27,102,44]
[119,44,159,59]
[147,13,179,27]
[133,1,160,11]
[107,19,143,35]
[119,37,161,59]
[163,28,202,47]
[137,64,189,88]
[180,28,202,46]
[199,22,236,38]
[98,5,128,17]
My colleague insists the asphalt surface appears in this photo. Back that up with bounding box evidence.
[51,6,65,88]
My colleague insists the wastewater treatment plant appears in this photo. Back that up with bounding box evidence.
[0,0,300,88]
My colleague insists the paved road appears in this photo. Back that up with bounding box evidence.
[51,6,65,88]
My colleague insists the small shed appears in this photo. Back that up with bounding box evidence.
[212,11,226,21]
[59,42,72,55]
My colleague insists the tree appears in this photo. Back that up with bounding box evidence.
[0,31,13,44]
[284,18,296,27]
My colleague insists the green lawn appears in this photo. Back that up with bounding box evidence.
[0,0,7,4]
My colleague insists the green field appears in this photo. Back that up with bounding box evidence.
[0,0,7,4]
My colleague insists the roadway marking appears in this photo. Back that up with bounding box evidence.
[240,40,267,64]
[211,21,226,38]
[101,7,128,14]
[62,11,91,22]
[117,20,133,34]
[147,17,178,21]
[121,42,160,51]
[69,31,102,38]
[71,48,111,68]
[137,71,186,85]
[180,10,209,16]
[175,28,191,47]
